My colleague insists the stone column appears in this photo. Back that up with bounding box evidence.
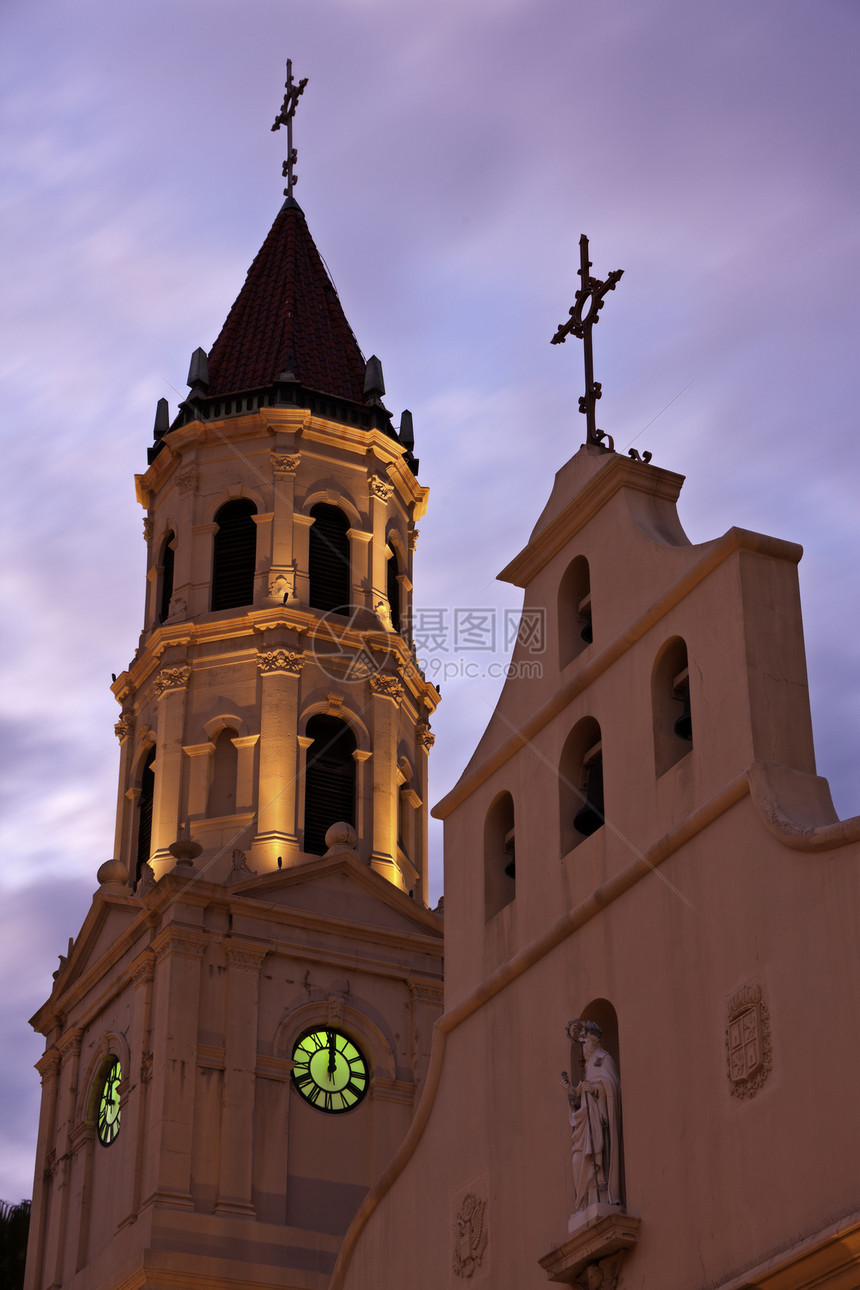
[368,675,404,884]
[215,941,268,1217]
[270,452,301,604]
[112,710,136,871]
[416,717,435,902]
[183,742,213,819]
[191,520,218,616]
[233,734,259,812]
[47,1026,83,1290]
[348,527,374,613]
[23,1047,61,1290]
[125,953,155,1224]
[252,511,274,604]
[254,648,304,868]
[152,665,191,865]
[369,477,393,621]
[143,929,206,1211]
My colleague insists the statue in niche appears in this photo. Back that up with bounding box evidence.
[561,1020,622,1214]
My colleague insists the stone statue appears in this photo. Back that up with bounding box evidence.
[561,1020,622,1214]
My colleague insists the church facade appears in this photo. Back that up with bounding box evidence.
[24,85,860,1290]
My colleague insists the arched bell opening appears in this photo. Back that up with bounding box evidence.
[559,717,604,856]
[302,715,357,856]
[309,503,351,614]
[211,499,258,611]
[157,531,176,624]
[134,745,156,886]
[558,555,592,669]
[652,636,693,776]
[484,790,516,919]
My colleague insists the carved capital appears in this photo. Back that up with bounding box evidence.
[131,954,155,990]
[140,1050,154,1084]
[409,979,444,1005]
[176,467,199,495]
[408,528,419,551]
[369,674,403,702]
[154,665,191,695]
[56,1026,84,1060]
[153,929,207,963]
[257,648,304,675]
[271,452,301,475]
[142,516,153,543]
[223,940,268,974]
[369,476,394,502]
[36,1049,62,1082]
[417,720,435,751]
[114,712,135,742]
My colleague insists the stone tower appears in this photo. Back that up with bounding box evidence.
[24,187,443,1290]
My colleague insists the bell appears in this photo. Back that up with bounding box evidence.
[580,614,593,645]
[673,685,693,741]
[573,758,604,837]
[503,828,516,879]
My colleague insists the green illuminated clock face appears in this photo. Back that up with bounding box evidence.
[291,1028,368,1113]
[97,1058,122,1146]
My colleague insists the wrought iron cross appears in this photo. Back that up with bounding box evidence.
[551,234,623,447]
[271,59,308,199]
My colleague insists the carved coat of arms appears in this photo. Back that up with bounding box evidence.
[726,984,771,1098]
[452,1192,488,1278]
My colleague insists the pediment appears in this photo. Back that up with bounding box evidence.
[229,853,443,941]
[35,890,142,1023]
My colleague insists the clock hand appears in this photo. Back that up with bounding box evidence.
[327,1031,337,1079]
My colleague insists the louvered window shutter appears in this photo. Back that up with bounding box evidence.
[211,500,257,611]
[387,551,401,633]
[135,748,156,884]
[303,716,357,855]
[158,532,175,623]
[309,504,350,613]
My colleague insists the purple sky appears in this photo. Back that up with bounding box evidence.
[2,0,858,1203]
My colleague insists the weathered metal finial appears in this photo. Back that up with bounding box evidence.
[551,234,623,449]
[271,58,308,198]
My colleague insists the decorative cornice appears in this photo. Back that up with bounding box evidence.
[154,665,191,695]
[257,648,304,675]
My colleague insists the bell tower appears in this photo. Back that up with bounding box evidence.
[25,69,443,1290]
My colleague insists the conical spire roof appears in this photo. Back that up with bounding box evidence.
[206,197,367,403]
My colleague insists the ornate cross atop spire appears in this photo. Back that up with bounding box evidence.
[551,234,623,448]
[271,58,308,199]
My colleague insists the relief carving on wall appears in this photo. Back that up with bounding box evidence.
[417,720,435,751]
[154,665,191,695]
[176,467,199,495]
[257,649,305,675]
[452,1192,488,1278]
[572,1249,625,1290]
[726,984,771,1098]
[271,452,301,475]
[114,712,135,741]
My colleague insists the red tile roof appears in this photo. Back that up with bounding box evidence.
[206,198,367,402]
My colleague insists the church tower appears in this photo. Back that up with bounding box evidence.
[25,67,443,1290]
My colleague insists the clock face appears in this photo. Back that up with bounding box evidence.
[97,1058,122,1146]
[291,1027,368,1113]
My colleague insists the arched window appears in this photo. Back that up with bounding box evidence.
[303,715,357,856]
[559,717,604,856]
[652,637,693,775]
[211,499,257,611]
[309,504,350,614]
[208,728,238,817]
[558,556,592,669]
[158,531,175,624]
[135,746,156,885]
[484,790,516,919]
[387,549,401,633]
